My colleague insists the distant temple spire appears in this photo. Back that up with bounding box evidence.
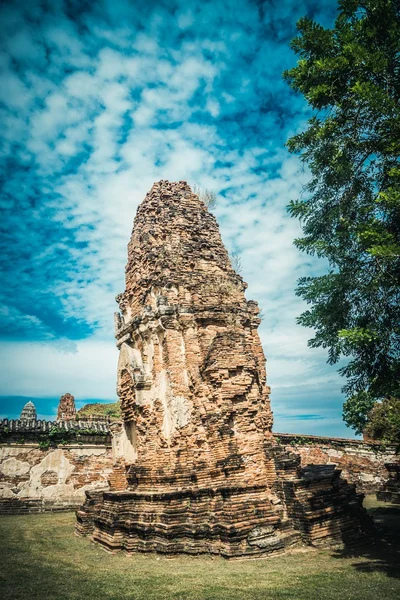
[57,393,76,421]
[20,401,37,421]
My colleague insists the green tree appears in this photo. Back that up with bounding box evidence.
[342,390,376,435]
[284,0,400,432]
[364,396,400,445]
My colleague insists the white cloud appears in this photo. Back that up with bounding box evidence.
[0,0,349,435]
[0,338,118,400]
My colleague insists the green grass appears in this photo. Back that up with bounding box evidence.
[0,497,399,600]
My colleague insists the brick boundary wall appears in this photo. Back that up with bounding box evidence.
[0,418,113,514]
[1,422,398,514]
[273,433,399,495]
[0,418,110,438]
[0,442,113,514]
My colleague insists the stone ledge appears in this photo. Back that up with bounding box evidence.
[0,418,111,433]
[273,432,396,451]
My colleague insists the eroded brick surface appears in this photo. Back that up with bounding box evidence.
[57,393,76,421]
[275,433,399,494]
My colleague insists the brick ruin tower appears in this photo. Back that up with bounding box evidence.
[76,181,370,556]
[57,393,76,421]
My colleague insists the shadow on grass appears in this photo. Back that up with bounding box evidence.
[331,502,400,579]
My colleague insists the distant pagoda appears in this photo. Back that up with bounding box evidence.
[20,401,37,421]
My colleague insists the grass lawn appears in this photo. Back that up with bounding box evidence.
[0,496,399,600]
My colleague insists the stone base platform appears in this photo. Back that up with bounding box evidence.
[76,455,372,558]
[280,465,370,547]
[77,485,300,558]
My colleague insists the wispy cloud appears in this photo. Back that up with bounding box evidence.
[0,0,355,436]
[279,414,327,421]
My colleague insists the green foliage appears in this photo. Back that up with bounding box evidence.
[76,401,121,420]
[284,0,400,403]
[343,390,377,435]
[0,424,108,448]
[0,426,9,443]
[364,396,400,446]
[38,439,51,451]
[288,436,312,445]
[49,426,63,437]
[296,436,308,445]
[35,427,108,450]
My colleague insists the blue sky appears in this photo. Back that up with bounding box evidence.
[0,0,357,437]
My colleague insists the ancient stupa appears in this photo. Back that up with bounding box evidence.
[76,180,370,557]
[57,393,76,421]
[20,401,37,421]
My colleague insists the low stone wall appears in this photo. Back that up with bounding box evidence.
[0,442,113,514]
[1,426,397,515]
[274,433,398,495]
[0,418,111,444]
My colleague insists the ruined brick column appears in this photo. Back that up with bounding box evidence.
[76,181,371,556]
[57,393,76,421]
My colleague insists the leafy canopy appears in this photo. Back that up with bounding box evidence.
[342,390,376,435]
[364,396,400,446]
[284,0,400,428]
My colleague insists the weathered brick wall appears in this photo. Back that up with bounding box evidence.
[274,433,398,494]
[0,442,113,514]
[0,431,397,516]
